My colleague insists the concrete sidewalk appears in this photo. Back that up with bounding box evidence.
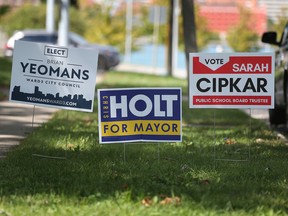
[0,72,106,159]
[243,109,269,124]
[0,101,58,159]
[0,72,270,159]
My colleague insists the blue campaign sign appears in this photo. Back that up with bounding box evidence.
[98,88,182,143]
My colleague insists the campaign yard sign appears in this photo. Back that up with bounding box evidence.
[189,52,274,109]
[9,40,98,112]
[98,88,182,143]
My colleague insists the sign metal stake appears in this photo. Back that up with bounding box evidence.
[31,105,36,153]
[123,143,126,163]
[32,105,36,130]
[65,110,69,159]
[213,109,216,169]
[158,142,160,162]
[248,108,252,161]
[32,108,67,160]
[214,109,252,168]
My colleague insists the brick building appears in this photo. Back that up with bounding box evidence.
[196,0,267,35]
[0,0,39,6]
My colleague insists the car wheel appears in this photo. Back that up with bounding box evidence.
[269,106,286,125]
[269,70,287,126]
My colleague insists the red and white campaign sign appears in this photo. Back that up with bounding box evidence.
[189,53,275,109]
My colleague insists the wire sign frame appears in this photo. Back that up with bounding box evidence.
[189,52,275,166]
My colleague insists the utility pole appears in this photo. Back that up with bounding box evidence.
[46,0,55,33]
[152,5,160,73]
[172,0,179,77]
[124,0,133,63]
[167,0,173,76]
[58,0,70,46]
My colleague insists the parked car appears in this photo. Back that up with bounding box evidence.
[4,29,120,71]
[261,23,288,125]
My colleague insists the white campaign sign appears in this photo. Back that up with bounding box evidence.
[189,52,275,109]
[9,40,98,112]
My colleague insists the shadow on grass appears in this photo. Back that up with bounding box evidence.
[0,114,288,213]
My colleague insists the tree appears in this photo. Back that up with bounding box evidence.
[0,3,86,36]
[83,2,154,53]
[1,4,47,36]
[226,6,259,52]
[167,0,215,76]
[193,4,218,50]
[268,7,288,41]
[157,0,214,50]
[0,5,10,22]
[181,0,197,59]
[82,3,127,52]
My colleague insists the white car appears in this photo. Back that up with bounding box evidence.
[4,29,120,71]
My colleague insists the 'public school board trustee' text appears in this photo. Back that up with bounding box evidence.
[189,53,274,109]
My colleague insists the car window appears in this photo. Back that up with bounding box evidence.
[280,26,288,46]
[20,35,57,44]
[69,32,89,46]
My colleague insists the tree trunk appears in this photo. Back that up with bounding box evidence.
[181,0,197,73]
[166,0,173,76]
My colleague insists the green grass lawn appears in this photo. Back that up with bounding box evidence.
[0,71,288,215]
[0,57,12,100]
[0,57,12,87]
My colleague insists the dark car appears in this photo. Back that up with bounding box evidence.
[261,23,288,125]
[4,29,120,71]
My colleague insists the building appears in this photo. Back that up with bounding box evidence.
[258,0,288,23]
[0,0,39,6]
[196,0,267,36]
